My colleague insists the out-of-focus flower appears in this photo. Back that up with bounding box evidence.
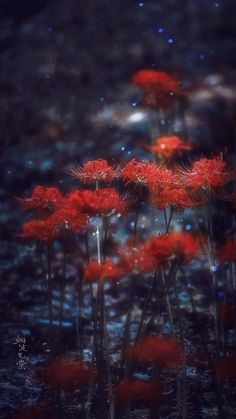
[179,157,233,194]
[15,405,57,419]
[68,159,116,184]
[115,378,163,406]
[147,135,192,159]
[41,358,96,390]
[50,208,88,234]
[21,219,58,243]
[118,243,157,275]
[132,70,181,109]
[83,260,123,283]
[152,187,199,211]
[217,239,236,263]
[19,186,64,213]
[215,355,236,380]
[128,336,182,368]
[143,232,200,264]
[219,304,236,329]
[67,188,126,215]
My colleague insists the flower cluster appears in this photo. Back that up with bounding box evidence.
[147,135,192,160]
[83,260,123,283]
[68,159,116,184]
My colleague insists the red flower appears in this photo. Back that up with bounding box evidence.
[50,208,88,234]
[118,244,157,275]
[21,219,58,243]
[115,378,163,406]
[152,187,198,211]
[41,358,96,390]
[19,186,64,213]
[179,157,233,194]
[84,260,123,283]
[132,70,181,109]
[147,135,192,159]
[67,189,126,215]
[128,336,182,368]
[68,159,116,184]
[143,232,200,264]
[215,355,236,380]
[217,239,236,263]
[120,159,160,188]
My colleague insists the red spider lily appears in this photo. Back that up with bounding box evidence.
[83,260,123,283]
[143,232,200,264]
[40,358,96,390]
[215,355,236,380]
[219,304,236,329]
[147,135,192,159]
[67,188,126,215]
[50,208,88,234]
[152,187,198,211]
[120,159,158,188]
[19,186,64,213]
[179,157,233,194]
[21,219,58,243]
[118,243,157,275]
[128,336,182,368]
[68,159,116,184]
[115,378,163,406]
[132,70,181,109]
[217,239,236,263]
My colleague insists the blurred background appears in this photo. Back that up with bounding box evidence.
[0,0,236,416]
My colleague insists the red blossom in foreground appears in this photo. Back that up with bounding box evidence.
[128,336,182,368]
[84,260,123,283]
[147,135,192,159]
[142,232,200,265]
[152,187,199,211]
[115,378,163,406]
[68,159,116,184]
[219,304,236,329]
[217,239,236,263]
[132,70,181,109]
[179,157,233,194]
[19,186,64,213]
[120,159,158,187]
[21,219,58,243]
[215,355,236,380]
[67,189,126,215]
[50,208,88,234]
[41,358,96,390]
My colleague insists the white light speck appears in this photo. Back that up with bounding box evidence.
[127,112,145,123]
[121,146,125,151]
[139,2,144,7]
[210,265,217,272]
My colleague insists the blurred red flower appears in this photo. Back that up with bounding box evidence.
[21,219,58,243]
[128,336,182,368]
[19,186,64,213]
[68,159,116,184]
[41,358,96,390]
[50,207,88,234]
[84,260,123,283]
[217,239,236,263]
[219,304,236,329]
[147,135,192,159]
[115,378,163,406]
[215,355,236,380]
[118,243,157,275]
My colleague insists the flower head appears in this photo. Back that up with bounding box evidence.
[67,188,126,215]
[120,159,159,188]
[50,208,88,234]
[83,260,123,283]
[217,239,236,263]
[118,243,156,275]
[152,187,199,211]
[147,135,192,159]
[115,378,163,406]
[21,219,58,243]
[68,159,115,184]
[19,186,64,213]
[128,336,182,368]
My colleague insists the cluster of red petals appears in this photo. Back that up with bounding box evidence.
[143,232,200,264]
[215,355,236,380]
[118,244,156,275]
[180,157,233,193]
[128,336,182,368]
[21,219,58,242]
[69,159,115,184]
[115,378,163,406]
[19,186,64,213]
[217,239,236,263]
[147,135,192,159]
[218,304,236,329]
[152,187,199,211]
[41,358,96,390]
[132,70,180,95]
[83,260,123,283]
[67,189,126,215]
[50,208,88,234]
